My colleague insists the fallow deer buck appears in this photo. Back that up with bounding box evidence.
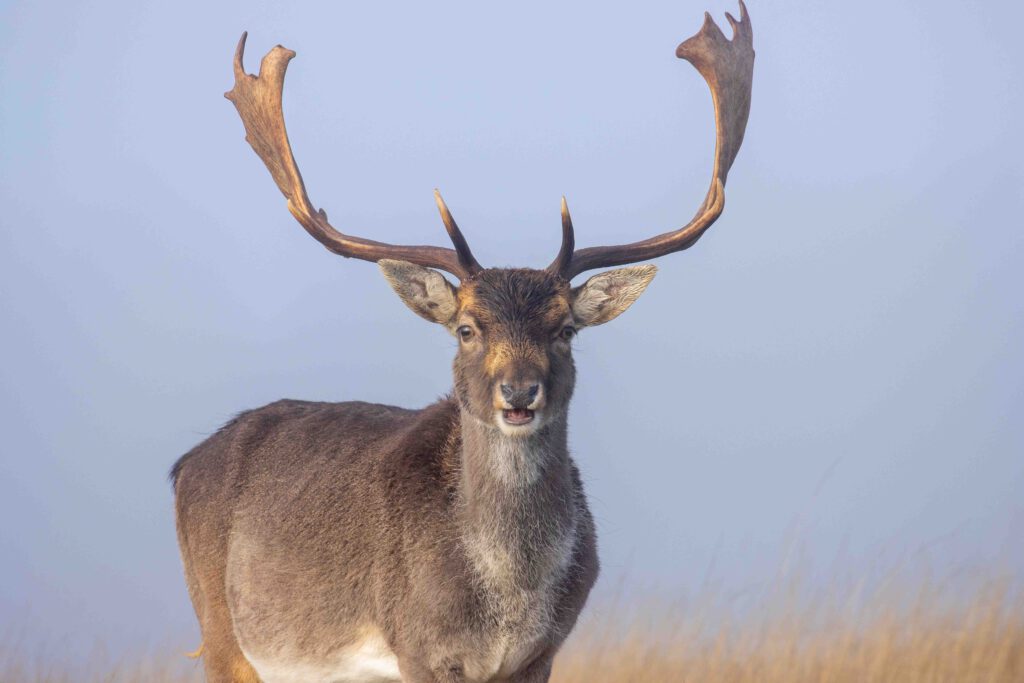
[172,4,753,682]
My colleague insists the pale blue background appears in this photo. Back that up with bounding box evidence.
[1,0,1021,653]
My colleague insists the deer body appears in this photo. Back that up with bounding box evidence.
[175,393,595,683]
[175,5,753,681]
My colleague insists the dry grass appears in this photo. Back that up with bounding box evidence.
[553,574,1024,683]
[0,647,203,683]
[3,575,1021,682]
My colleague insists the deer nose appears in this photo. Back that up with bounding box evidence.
[500,383,541,409]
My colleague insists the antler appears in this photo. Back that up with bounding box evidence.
[548,1,754,281]
[225,33,482,280]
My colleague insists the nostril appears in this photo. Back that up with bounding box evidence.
[527,384,540,400]
[500,384,515,402]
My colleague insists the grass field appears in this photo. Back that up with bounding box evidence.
[553,574,1023,682]
[3,573,1020,682]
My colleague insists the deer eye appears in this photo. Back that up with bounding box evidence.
[559,326,577,342]
[457,325,475,342]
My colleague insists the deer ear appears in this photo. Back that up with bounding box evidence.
[379,259,459,325]
[571,265,657,327]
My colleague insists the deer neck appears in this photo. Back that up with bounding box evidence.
[456,410,579,591]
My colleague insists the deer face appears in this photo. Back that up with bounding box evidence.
[380,261,657,436]
[451,269,574,436]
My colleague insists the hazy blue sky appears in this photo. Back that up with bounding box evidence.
[1,0,1021,655]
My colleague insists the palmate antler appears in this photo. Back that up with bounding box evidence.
[226,2,753,282]
[549,1,755,280]
[224,34,482,280]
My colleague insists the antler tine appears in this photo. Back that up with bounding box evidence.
[433,190,483,276]
[546,197,575,277]
[225,33,477,280]
[551,1,754,281]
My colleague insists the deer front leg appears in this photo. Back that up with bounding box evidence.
[506,650,555,683]
[397,655,467,683]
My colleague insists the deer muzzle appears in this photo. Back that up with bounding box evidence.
[496,379,545,428]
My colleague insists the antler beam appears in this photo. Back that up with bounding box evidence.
[225,33,481,280]
[548,1,754,280]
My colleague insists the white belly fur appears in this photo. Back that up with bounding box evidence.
[242,629,401,683]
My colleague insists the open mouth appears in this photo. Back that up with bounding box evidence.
[502,408,535,426]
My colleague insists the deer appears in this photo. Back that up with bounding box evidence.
[171,4,753,682]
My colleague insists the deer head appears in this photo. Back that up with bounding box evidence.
[225,2,754,436]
